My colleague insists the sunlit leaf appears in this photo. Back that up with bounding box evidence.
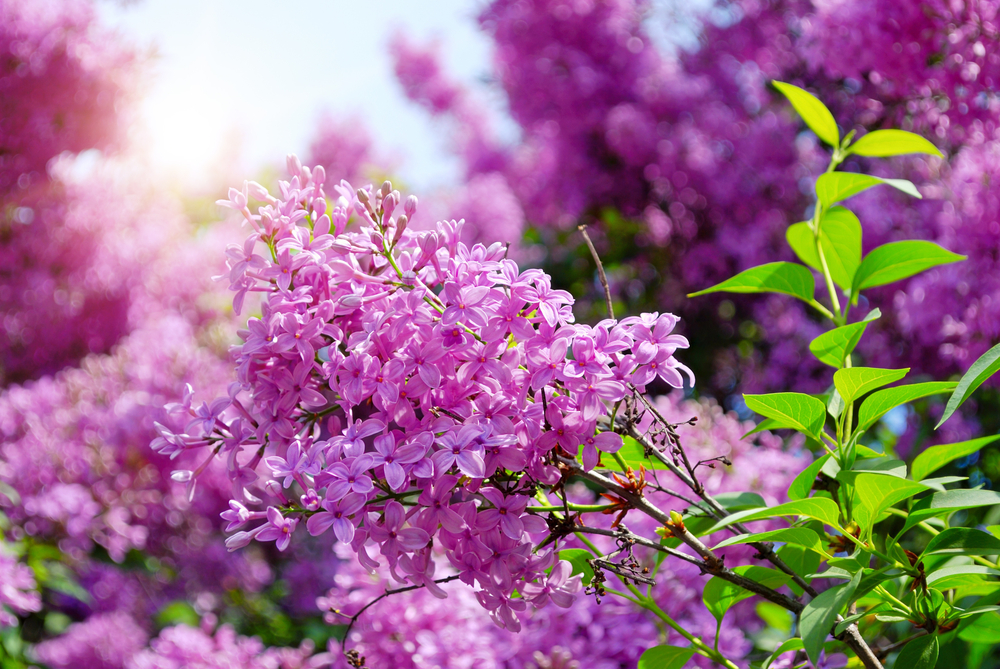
[854,381,956,435]
[816,172,920,210]
[743,392,827,440]
[851,240,965,301]
[848,129,943,158]
[809,309,881,368]
[773,81,839,147]
[833,367,909,405]
[911,435,1000,482]
[687,262,814,302]
[937,343,1000,428]
[786,207,862,291]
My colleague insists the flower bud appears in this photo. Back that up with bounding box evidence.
[404,195,418,217]
[381,180,392,197]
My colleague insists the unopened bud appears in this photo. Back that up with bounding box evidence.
[356,188,370,204]
[382,192,398,218]
[312,164,326,186]
[381,180,392,197]
[404,195,418,217]
[393,214,408,243]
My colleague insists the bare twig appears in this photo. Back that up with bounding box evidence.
[578,225,614,320]
[874,629,929,660]
[335,574,462,649]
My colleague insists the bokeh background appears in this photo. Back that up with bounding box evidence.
[3,0,1000,667]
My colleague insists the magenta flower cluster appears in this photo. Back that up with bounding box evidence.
[159,158,693,630]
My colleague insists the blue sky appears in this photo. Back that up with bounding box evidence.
[97,0,499,191]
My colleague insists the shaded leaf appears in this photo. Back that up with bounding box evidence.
[762,638,804,669]
[637,644,697,669]
[703,566,791,622]
[911,435,1000,482]
[809,310,881,368]
[937,343,1000,429]
[833,367,909,405]
[789,454,830,501]
[892,634,938,669]
[922,527,1000,557]
[800,570,862,664]
[849,129,943,158]
[687,262,814,302]
[773,81,839,147]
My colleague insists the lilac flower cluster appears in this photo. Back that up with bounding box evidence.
[0,0,136,193]
[314,392,804,668]
[164,159,693,630]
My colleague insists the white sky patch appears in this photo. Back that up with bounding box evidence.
[97,0,497,192]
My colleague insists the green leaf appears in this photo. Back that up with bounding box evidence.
[959,611,1000,643]
[712,491,767,511]
[899,489,1000,535]
[833,367,909,406]
[713,527,827,555]
[713,497,842,531]
[848,129,943,158]
[800,569,862,665]
[922,527,1000,557]
[637,644,697,669]
[911,435,1000,481]
[743,392,827,440]
[616,436,672,470]
[789,454,830,500]
[937,343,1000,429]
[851,473,929,531]
[687,262,814,302]
[786,207,862,291]
[773,81,839,147]
[703,566,792,622]
[762,638,804,669]
[559,548,595,586]
[851,240,965,300]
[778,544,821,596]
[855,381,957,436]
[156,600,201,628]
[809,309,881,368]
[742,417,781,439]
[815,172,921,209]
[892,634,939,669]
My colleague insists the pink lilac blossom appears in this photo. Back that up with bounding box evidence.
[169,159,694,631]
[314,392,803,668]
[127,621,325,669]
[0,0,137,193]
[0,157,223,385]
[33,612,149,669]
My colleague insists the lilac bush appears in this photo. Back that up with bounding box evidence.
[390,0,1000,409]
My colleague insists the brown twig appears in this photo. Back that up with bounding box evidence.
[335,574,462,650]
[578,225,614,320]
